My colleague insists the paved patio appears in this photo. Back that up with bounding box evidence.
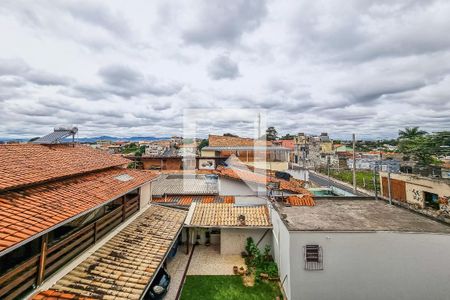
[187,244,245,275]
[165,249,190,300]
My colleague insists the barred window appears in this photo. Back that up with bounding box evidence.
[304,245,323,270]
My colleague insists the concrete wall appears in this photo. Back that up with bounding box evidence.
[288,231,450,300]
[271,207,292,300]
[218,177,259,196]
[139,182,151,209]
[246,161,289,171]
[380,172,450,208]
[220,228,272,255]
[201,150,216,157]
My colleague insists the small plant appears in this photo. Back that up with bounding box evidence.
[263,245,271,260]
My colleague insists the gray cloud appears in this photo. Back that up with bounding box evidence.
[207,55,240,80]
[182,0,267,47]
[0,59,71,88]
[1,0,450,138]
[71,64,182,99]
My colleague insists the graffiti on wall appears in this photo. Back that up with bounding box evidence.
[411,189,422,202]
[439,196,450,214]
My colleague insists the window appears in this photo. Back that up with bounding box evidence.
[304,245,323,270]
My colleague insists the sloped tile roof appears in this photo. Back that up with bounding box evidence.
[152,195,235,206]
[215,166,311,195]
[32,290,95,300]
[35,205,186,300]
[152,174,218,196]
[0,144,130,192]
[208,134,272,147]
[0,168,158,253]
[188,203,271,227]
[286,195,315,206]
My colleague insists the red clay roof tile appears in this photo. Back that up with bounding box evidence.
[215,166,312,195]
[152,195,235,206]
[0,144,130,192]
[0,168,158,253]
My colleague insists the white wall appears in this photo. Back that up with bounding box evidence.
[220,228,272,255]
[288,231,450,300]
[139,182,151,209]
[219,177,259,196]
[271,208,292,300]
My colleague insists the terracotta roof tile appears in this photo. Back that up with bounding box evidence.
[32,289,95,300]
[188,203,271,227]
[215,166,312,195]
[208,135,271,147]
[152,195,235,206]
[0,168,158,253]
[37,205,186,300]
[286,195,315,206]
[0,144,130,192]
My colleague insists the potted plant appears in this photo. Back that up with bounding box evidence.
[239,266,245,275]
[233,266,239,274]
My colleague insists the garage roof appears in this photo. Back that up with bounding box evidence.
[186,203,271,228]
[33,205,187,300]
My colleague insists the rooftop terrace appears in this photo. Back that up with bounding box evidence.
[278,199,450,233]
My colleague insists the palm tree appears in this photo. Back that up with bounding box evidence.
[398,127,427,140]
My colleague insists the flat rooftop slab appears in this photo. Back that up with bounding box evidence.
[279,199,450,233]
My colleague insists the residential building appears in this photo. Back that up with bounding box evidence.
[141,147,184,170]
[201,134,291,171]
[184,203,272,255]
[293,132,335,168]
[347,158,401,172]
[379,172,450,214]
[144,143,167,156]
[0,143,160,299]
[270,198,450,300]
[150,166,312,257]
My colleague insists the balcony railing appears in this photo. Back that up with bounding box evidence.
[0,195,139,299]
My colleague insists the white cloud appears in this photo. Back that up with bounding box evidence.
[0,0,449,139]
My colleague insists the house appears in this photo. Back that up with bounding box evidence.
[140,147,184,170]
[33,205,186,299]
[270,198,450,300]
[150,166,312,257]
[201,134,291,171]
[293,133,334,167]
[379,172,450,214]
[273,139,295,162]
[184,203,272,255]
[0,143,161,299]
[347,158,401,172]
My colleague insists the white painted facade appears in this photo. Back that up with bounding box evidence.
[272,208,450,300]
[271,206,292,299]
[218,177,260,196]
[220,228,272,255]
[139,182,151,209]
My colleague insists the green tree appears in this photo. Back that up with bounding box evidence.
[280,133,295,140]
[265,127,278,141]
[398,136,432,165]
[198,139,209,150]
[398,127,427,140]
[223,133,238,137]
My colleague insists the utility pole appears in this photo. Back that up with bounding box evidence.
[373,162,378,200]
[387,165,392,205]
[257,113,261,139]
[352,133,357,193]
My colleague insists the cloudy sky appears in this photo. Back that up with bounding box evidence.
[0,0,449,139]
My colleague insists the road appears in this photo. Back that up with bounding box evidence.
[289,164,370,196]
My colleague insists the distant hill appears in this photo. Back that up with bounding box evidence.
[0,136,170,143]
[74,136,170,143]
